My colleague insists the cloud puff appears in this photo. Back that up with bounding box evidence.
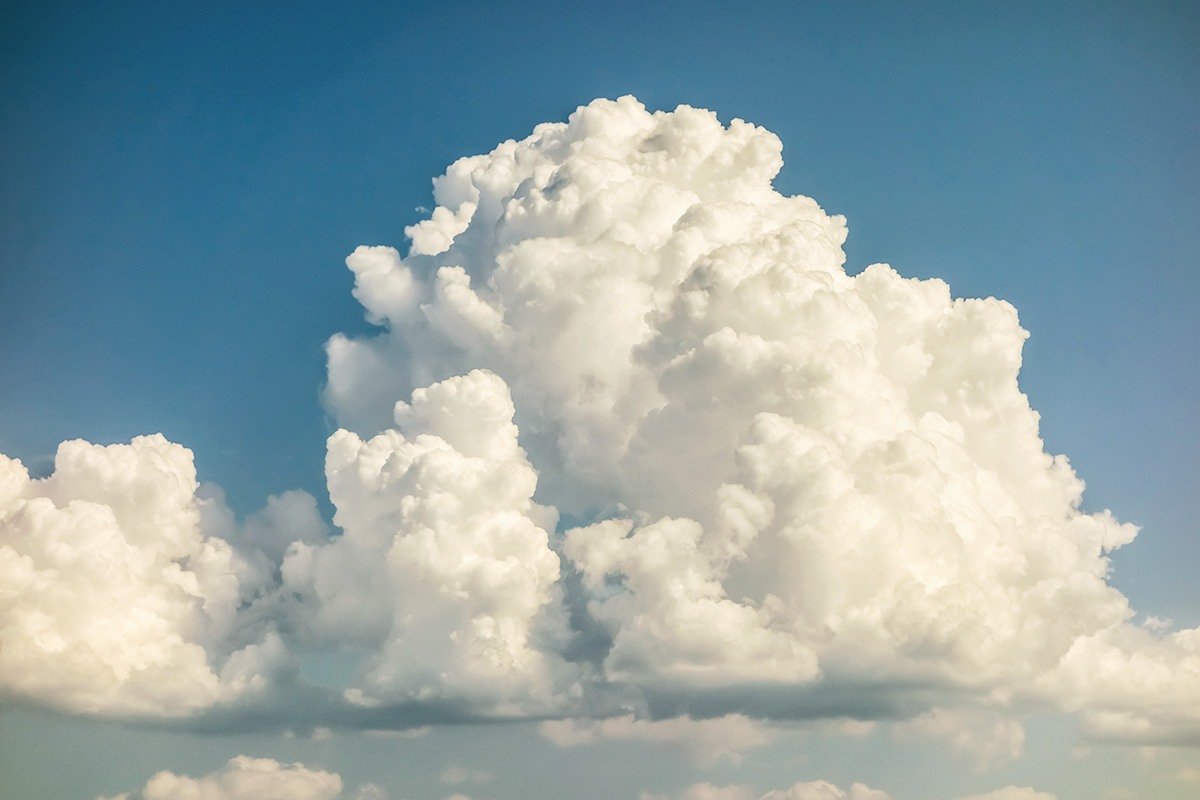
[201,487,329,572]
[96,755,386,800]
[539,713,774,766]
[326,96,1199,741]
[282,370,576,713]
[644,781,892,800]
[760,783,894,800]
[0,436,284,717]
[956,789,1058,800]
[1030,623,1200,743]
[641,784,756,800]
[647,781,1057,800]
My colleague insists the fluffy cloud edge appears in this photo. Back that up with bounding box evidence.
[643,781,1058,800]
[94,755,387,800]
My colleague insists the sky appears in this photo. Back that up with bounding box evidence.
[0,2,1198,800]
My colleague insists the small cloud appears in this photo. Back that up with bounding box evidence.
[957,789,1057,800]
[96,756,383,800]
[641,784,755,800]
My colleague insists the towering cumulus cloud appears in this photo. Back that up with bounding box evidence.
[0,436,282,716]
[0,97,1194,746]
[326,96,1198,740]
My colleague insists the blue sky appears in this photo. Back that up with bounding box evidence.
[1,3,1198,799]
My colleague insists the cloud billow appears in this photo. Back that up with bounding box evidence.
[2,97,1196,747]
[0,436,286,717]
[97,755,386,800]
[321,96,1197,740]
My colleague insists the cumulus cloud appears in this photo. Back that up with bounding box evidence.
[96,755,386,800]
[760,783,894,800]
[281,370,577,713]
[644,781,892,800]
[641,784,755,800]
[324,95,1200,741]
[4,96,1196,755]
[648,781,1057,800]
[1030,623,1200,744]
[539,713,774,765]
[956,789,1057,800]
[201,486,329,571]
[0,436,285,717]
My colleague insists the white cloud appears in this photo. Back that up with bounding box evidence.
[282,370,577,712]
[641,784,755,800]
[539,713,774,765]
[957,789,1057,800]
[5,96,1198,753]
[646,781,890,800]
[0,436,285,717]
[1030,623,1200,743]
[233,490,329,567]
[324,95,1200,741]
[96,755,385,800]
[364,726,431,739]
[650,782,1056,800]
[761,783,893,800]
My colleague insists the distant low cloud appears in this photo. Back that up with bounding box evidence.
[641,783,756,800]
[647,781,1056,800]
[644,780,892,800]
[96,755,386,800]
[957,788,1058,800]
